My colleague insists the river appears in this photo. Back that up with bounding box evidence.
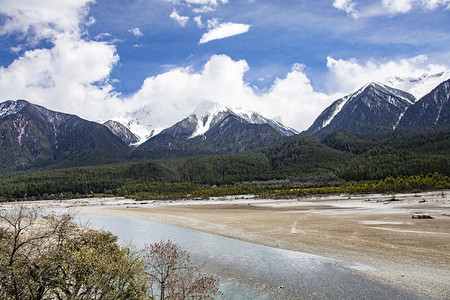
[77,212,431,300]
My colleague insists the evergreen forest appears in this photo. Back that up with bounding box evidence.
[1,128,449,201]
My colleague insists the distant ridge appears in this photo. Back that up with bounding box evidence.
[133,100,295,159]
[0,100,130,173]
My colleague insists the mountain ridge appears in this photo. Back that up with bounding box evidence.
[304,82,417,135]
[134,101,288,159]
[0,100,130,173]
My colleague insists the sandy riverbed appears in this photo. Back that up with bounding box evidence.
[2,191,449,299]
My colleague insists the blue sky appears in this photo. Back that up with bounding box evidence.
[0,0,449,131]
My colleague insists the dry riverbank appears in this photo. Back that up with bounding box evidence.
[2,191,449,299]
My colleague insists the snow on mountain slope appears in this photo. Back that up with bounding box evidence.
[0,100,28,119]
[109,99,199,145]
[235,108,299,136]
[188,101,232,138]
[111,100,297,145]
[305,82,416,135]
[384,71,450,99]
[103,120,140,146]
[397,79,450,128]
[185,101,298,139]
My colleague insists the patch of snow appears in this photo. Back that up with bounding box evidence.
[13,117,29,145]
[234,107,298,136]
[322,95,350,128]
[384,71,450,99]
[393,111,405,129]
[189,101,230,138]
[109,99,199,145]
[0,100,27,119]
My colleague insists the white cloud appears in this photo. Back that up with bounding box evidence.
[333,0,360,18]
[381,0,450,14]
[0,0,124,120]
[199,21,251,44]
[326,55,450,97]
[86,16,96,26]
[170,9,190,27]
[194,16,203,27]
[193,6,216,13]
[185,0,228,6]
[0,0,95,42]
[0,33,121,119]
[422,0,450,9]
[166,0,229,13]
[128,27,144,37]
[2,1,449,134]
[126,55,334,131]
[381,0,414,13]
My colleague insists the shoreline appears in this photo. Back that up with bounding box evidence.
[2,191,449,299]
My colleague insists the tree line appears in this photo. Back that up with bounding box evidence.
[1,129,449,201]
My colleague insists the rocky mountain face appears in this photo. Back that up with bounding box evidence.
[0,100,130,173]
[305,82,417,135]
[397,79,450,129]
[133,101,291,159]
[103,120,140,147]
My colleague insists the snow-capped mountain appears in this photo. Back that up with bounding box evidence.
[160,100,298,140]
[234,108,299,137]
[0,100,130,173]
[383,71,450,99]
[397,79,450,129]
[134,100,293,159]
[103,120,140,147]
[109,100,297,146]
[304,82,417,135]
[108,99,201,144]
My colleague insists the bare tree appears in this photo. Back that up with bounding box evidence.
[0,205,148,300]
[142,240,220,300]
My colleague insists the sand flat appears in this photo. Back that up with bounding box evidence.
[3,191,449,298]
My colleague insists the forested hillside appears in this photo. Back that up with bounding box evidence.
[1,129,449,200]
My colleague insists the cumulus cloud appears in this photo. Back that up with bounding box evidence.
[170,9,190,27]
[128,27,144,37]
[326,55,450,97]
[0,0,95,42]
[125,55,333,131]
[0,0,124,120]
[0,34,121,119]
[333,0,360,18]
[2,0,449,133]
[199,19,251,44]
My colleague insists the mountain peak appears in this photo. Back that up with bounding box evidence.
[397,79,450,129]
[189,101,232,139]
[192,100,229,118]
[0,99,29,119]
[305,82,416,135]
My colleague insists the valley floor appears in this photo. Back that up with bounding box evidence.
[3,192,449,299]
